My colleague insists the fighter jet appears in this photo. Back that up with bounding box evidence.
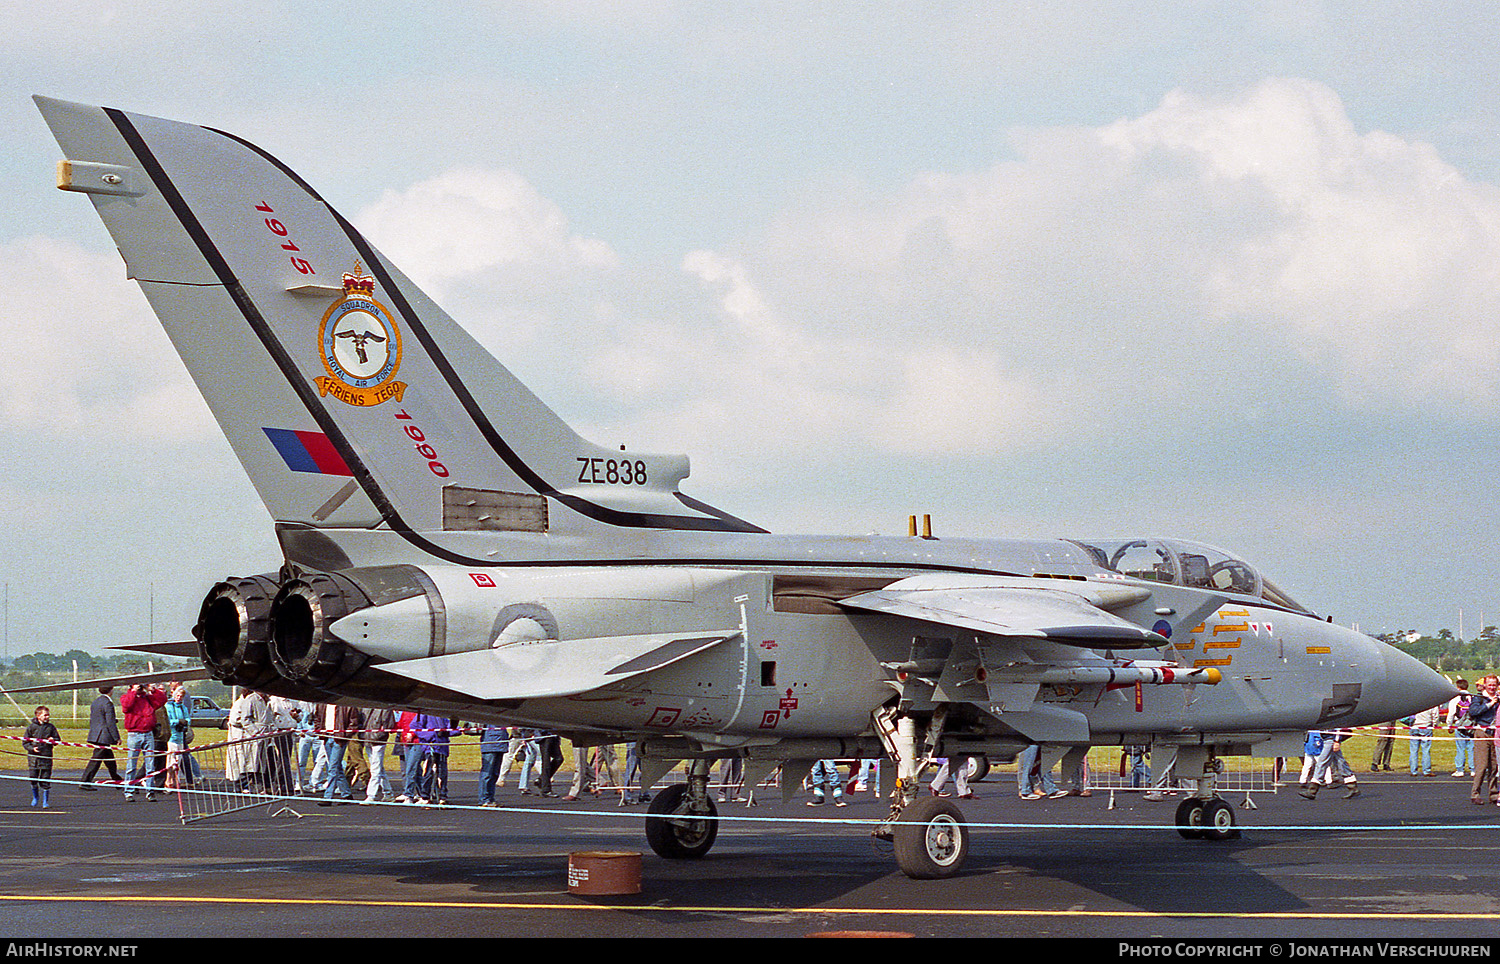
[34,96,1454,878]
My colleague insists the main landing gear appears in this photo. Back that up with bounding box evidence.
[644,761,719,859]
[890,795,970,879]
[871,707,974,879]
[639,744,971,879]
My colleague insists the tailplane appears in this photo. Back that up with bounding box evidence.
[36,96,761,556]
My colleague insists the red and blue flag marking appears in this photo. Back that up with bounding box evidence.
[263,428,353,476]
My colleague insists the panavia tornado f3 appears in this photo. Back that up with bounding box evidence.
[35,95,1454,878]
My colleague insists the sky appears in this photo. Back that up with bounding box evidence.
[0,1,1497,655]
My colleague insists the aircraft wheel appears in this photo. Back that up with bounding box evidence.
[1175,798,1207,839]
[967,754,990,783]
[644,783,719,859]
[893,797,970,879]
[1200,799,1240,841]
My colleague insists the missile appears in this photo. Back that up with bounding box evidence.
[988,665,1222,687]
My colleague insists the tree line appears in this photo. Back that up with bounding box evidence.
[1383,627,1500,674]
[1,650,198,691]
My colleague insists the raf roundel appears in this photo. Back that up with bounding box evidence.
[315,264,407,406]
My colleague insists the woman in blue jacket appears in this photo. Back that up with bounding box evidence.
[164,684,194,790]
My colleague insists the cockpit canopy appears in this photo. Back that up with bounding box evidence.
[1067,537,1311,615]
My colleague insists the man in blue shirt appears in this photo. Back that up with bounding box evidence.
[478,725,509,806]
[1467,676,1499,804]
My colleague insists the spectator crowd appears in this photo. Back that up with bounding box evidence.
[12,675,1498,809]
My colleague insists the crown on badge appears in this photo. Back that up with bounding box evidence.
[341,262,375,297]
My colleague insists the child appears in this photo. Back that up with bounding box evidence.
[23,705,60,808]
[1298,730,1324,787]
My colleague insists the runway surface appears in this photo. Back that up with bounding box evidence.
[2,767,1499,939]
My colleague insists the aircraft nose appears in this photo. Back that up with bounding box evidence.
[1363,642,1456,724]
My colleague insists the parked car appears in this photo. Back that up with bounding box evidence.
[191,695,230,729]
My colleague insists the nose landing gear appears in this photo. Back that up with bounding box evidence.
[1175,796,1239,840]
[1171,751,1240,841]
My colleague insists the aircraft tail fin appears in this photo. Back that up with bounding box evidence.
[35,96,761,561]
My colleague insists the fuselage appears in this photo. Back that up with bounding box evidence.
[273,525,1453,750]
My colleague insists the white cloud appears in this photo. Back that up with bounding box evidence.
[356,166,617,302]
[582,250,1057,468]
[721,78,1500,431]
[353,166,622,366]
[0,237,214,441]
[1104,79,1500,411]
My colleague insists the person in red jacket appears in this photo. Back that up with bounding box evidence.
[120,682,168,801]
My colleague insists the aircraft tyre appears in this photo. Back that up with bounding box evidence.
[893,796,970,879]
[1200,799,1240,841]
[644,783,719,859]
[1175,798,1206,839]
[967,754,990,782]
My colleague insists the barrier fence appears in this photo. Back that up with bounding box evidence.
[0,724,1489,825]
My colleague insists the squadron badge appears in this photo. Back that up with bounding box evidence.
[315,263,406,406]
